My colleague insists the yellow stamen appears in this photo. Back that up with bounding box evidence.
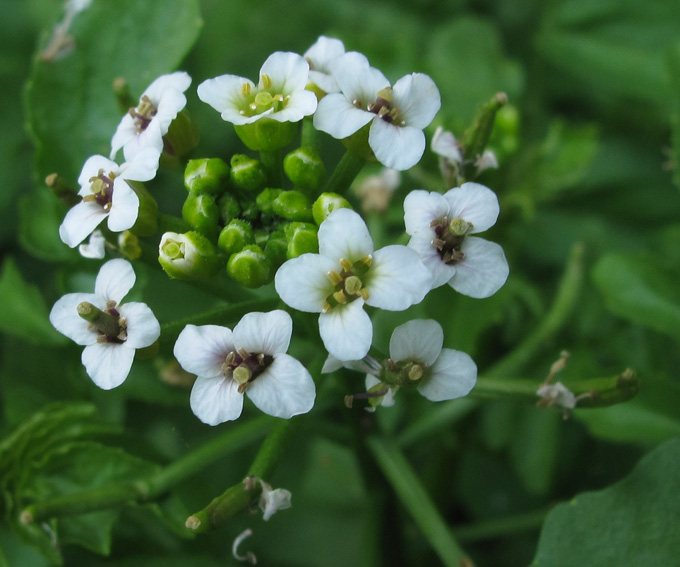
[260,73,273,89]
[241,82,252,98]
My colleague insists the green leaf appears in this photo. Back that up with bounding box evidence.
[667,42,680,192]
[532,437,680,566]
[24,0,202,184]
[0,258,66,345]
[592,253,680,343]
[18,189,74,262]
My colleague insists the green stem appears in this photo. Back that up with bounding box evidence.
[160,296,281,343]
[185,418,297,533]
[323,150,366,195]
[157,212,190,235]
[20,416,273,524]
[366,436,472,567]
[486,241,585,377]
[301,115,318,149]
[453,508,549,543]
[259,149,282,187]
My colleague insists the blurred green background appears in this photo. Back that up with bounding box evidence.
[2,0,680,565]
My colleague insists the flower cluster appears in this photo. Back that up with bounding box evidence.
[50,35,510,424]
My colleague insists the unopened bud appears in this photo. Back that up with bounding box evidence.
[272,190,313,222]
[182,193,220,240]
[312,193,352,225]
[263,230,288,268]
[234,118,296,152]
[256,188,283,215]
[230,155,267,192]
[118,231,141,260]
[283,222,318,258]
[227,245,272,288]
[218,219,255,256]
[283,146,326,193]
[158,231,221,280]
[184,158,230,196]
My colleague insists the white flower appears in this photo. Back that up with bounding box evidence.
[386,319,477,402]
[304,35,345,93]
[313,52,441,170]
[355,167,401,213]
[173,310,316,425]
[403,183,509,298]
[275,208,432,361]
[78,230,106,259]
[110,71,191,161]
[49,259,160,390]
[197,52,317,125]
[59,149,160,248]
[431,126,463,165]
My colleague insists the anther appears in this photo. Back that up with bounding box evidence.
[328,270,343,286]
[241,82,252,98]
[339,258,353,272]
[261,73,273,89]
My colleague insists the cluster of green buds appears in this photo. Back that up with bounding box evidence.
[160,146,351,287]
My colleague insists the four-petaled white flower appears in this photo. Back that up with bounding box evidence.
[111,71,192,161]
[371,319,477,405]
[197,52,318,125]
[173,310,316,425]
[403,183,509,298]
[275,208,432,361]
[313,51,441,170]
[59,150,160,248]
[304,35,346,94]
[49,259,160,390]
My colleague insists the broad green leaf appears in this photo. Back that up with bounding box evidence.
[0,258,66,345]
[592,253,680,343]
[667,42,680,192]
[18,188,73,262]
[25,0,202,184]
[532,437,680,566]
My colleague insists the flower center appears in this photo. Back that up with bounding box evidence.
[161,238,185,260]
[383,357,426,385]
[239,75,290,117]
[430,216,473,265]
[323,256,372,312]
[82,169,116,210]
[362,87,405,125]
[221,348,274,393]
[128,95,158,133]
[78,300,127,344]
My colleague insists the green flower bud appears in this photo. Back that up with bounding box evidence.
[230,154,267,192]
[184,158,230,196]
[283,222,319,258]
[218,193,241,224]
[118,231,142,260]
[283,146,326,193]
[218,219,254,256]
[227,245,272,288]
[159,231,221,280]
[256,188,283,215]
[263,230,288,268]
[182,193,220,240]
[127,181,158,237]
[272,190,313,222]
[312,193,353,225]
[234,119,296,152]
[163,110,200,162]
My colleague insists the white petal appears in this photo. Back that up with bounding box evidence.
[118,302,160,348]
[417,348,477,401]
[259,51,310,94]
[82,342,135,390]
[233,310,292,355]
[448,237,509,298]
[269,89,317,122]
[403,190,449,236]
[246,354,316,418]
[431,127,462,163]
[49,292,102,345]
[313,93,373,138]
[318,208,374,262]
[304,36,345,84]
[59,201,107,248]
[365,375,396,407]
[275,254,336,312]
[95,258,135,303]
[330,51,390,104]
[144,71,191,102]
[78,230,106,259]
[443,183,500,233]
[407,231,456,289]
[319,299,372,361]
[107,179,139,232]
[119,145,161,182]
[78,155,118,189]
[197,74,253,115]
[190,375,244,425]
[110,115,137,160]
[392,73,441,129]
[366,245,431,310]
[369,120,425,171]
[259,486,292,521]
[389,319,443,366]
[174,324,234,378]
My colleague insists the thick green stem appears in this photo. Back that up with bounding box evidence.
[486,241,585,377]
[323,150,366,195]
[185,418,296,533]
[259,149,282,187]
[301,115,318,149]
[20,416,273,524]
